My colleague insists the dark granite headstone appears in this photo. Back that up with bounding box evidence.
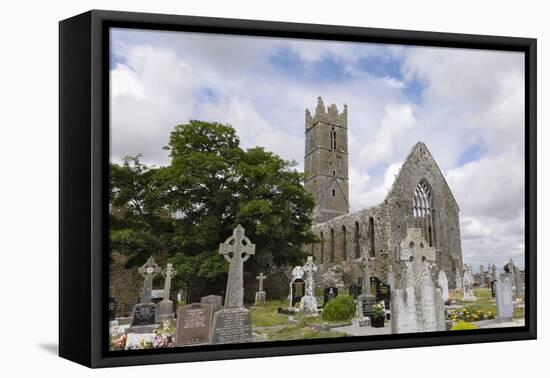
[211,308,253,344]
[175,303,213,346]
[370,277,391,309]
[359,295,377,317]
[109,297,117,321]
[130,303,156,327]
[323,287,338,306]
[291,279,305,306]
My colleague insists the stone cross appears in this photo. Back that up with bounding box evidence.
[303,256,317,296]
[256,273,266,292]
[161,263,177,301]
[359,256,372,295]
[392,228,438,334]
[138,256,161,303]
[219,224,255,308]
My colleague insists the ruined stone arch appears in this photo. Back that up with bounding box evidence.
[413,178,436,247]
[320,231,324,263]
[354,221,360,258]
[330,228,335,263]
[368,217,375,258]
[342,224,347,261]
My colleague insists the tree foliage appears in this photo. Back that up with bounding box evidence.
[110,120,316,299]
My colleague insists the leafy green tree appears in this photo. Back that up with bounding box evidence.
[109,155,175,267]
[110,120,317,301]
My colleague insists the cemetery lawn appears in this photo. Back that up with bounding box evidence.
[264,325,346,341]
[454,288,496,314]
[250,300,290,327]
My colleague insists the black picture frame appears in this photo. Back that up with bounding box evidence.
[59,9,537,368]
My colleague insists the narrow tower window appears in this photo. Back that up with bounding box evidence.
[332,189,335,197]
[330,127,337,150]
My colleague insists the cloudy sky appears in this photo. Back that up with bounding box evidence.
[110,28,525,270]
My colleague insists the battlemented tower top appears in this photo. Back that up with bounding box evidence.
[305,96,348,129]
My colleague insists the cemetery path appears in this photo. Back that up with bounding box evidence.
[331,323,392,336]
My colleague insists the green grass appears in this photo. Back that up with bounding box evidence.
[250,299,290,327]
[453,288,496,314]
[514,306,525,319]
[265,325,347,341]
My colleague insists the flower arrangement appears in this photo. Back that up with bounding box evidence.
[372,302,386,320]
[153,321,175,348]
[448,307,495,323]
[110,334,127,351]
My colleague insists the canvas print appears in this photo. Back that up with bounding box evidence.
[107,27,526,351]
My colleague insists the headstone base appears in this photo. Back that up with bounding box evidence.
[352,317,370,327]
[463,295,476,302]
[211,308,253,344]
[255,291,266,305]
[300,295,318,317]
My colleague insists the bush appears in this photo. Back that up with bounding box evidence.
[451,320,478,331]
[322,295,356,322]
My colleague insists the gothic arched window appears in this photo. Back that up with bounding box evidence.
[413,179,436,247]
[330,127,337,150]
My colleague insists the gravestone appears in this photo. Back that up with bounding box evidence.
[156,263,177,322]
[454,262,463,290]
[495,275,513,322]
[434,288,446,331]
[130,256,161,329]
[137,256,161,303]
[130,303,157,328]
[370,277,391,310]
[175,303,214,346]
[437,270,449,302]
[300,256,318,317]
[211,307,253,344]
[323,287,338,306]
[201,295,223,313]
[255,273,267,305]
[109,297,118,321]
[506,258,522,297]
[463,264,476,302]
[289,265,305,308]
[357,256,376,319]
[490,264,498,297]
[391,228,443,334]
[479,265,486,288]
[291,280,305,306]
[211,225,254,344]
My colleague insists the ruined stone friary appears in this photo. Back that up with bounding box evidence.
[303,97,464,290]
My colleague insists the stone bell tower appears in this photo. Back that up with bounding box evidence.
[304,97,350,224]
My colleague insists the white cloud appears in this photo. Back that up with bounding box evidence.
[109,29,525,270]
